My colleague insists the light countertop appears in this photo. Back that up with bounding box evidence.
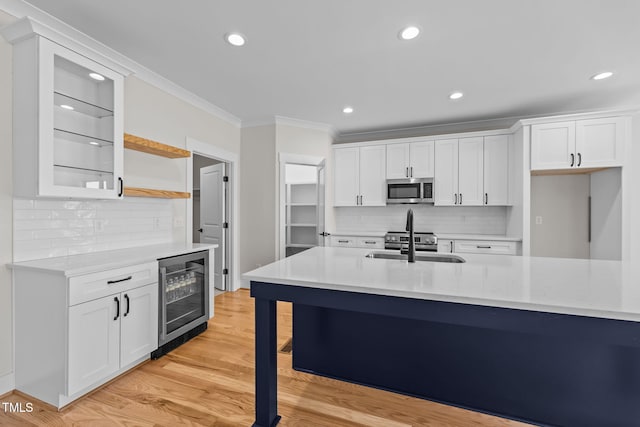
[244,246,640,322]
[331,231,521,241]
[330,231,386,237]
[8,243,218,276]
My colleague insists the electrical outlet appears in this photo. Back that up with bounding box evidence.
[174,216,185,227]
[535,216,543,225]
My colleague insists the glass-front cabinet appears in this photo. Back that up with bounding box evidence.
[3,18,125,199]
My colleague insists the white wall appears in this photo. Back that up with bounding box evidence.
[530,174,590,259]
[335,206,507,235]
[590,168,622,260]
[285,164,317,184]
[627,112,640,263]
[240,125,277,275]
[0,8,14,386]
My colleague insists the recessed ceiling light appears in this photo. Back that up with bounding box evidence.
[591,71,613,81]
[60,104,74,110]
[399,26,420,40]
[225,33,246,47]
[89,72,105,81]
[343,106,354,114]
[449,91,464,100]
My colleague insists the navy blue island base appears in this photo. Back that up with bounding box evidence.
[250,280,640,427]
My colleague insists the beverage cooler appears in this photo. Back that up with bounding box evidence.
[152,250,209,358]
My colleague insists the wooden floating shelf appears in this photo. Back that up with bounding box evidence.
[124,187,191,199]
[124,133,191,158]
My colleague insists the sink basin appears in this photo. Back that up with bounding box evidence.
[365,251,465,263]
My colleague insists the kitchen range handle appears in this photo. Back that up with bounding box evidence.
[570,153,575,167]
[118,177,124,197]
[577,152,582,167]
[114,296,120,321]
[107,276,132,285]
[124,294,130,317]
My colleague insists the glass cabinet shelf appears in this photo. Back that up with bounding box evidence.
[54,91,114,118]
[54,128,114,147]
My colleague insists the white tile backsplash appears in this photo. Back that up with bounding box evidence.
[13,197,173,262]
[334,205,508,235]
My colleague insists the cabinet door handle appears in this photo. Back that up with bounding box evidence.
[454,193,458,204]
[107,276,132,285]
[570,153,575,167]
[124,294,130,317]
[477,245,492,249]
[114,296,120,321]
[118,177,124,197]
[577,152,582,167]
[360,195,363,205]
[410,166,413,177]
[485,193,488,205]
[405,167,409,177]
[459,193,463,205]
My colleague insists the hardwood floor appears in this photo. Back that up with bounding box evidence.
[1,290,531,426]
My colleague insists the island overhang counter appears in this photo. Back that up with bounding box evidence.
[243,247,640,427]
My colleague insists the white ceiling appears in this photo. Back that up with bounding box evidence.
[19,0,640,136]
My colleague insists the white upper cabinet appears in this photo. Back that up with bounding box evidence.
[531,117,625,171]
[457,137,485,206]
[386,141,434,179]
[334,145,386,206]
[3,18,127,199]
[435,137,485,206]
[483,135,509,206]
[434,139,459,206]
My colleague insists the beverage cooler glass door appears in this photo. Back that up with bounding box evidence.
[159,251,209,345]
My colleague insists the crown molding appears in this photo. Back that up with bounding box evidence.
[509,106,640,131]
[242,116,335,137]
[0,0,242,128]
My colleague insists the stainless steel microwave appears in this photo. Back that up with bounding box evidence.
[386,178,434,204]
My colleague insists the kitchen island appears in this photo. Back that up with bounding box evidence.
[244,247,640,427]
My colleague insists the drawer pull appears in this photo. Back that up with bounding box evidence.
[364,241,376,244]
[338,240,350,243]
[107,276,132,285]
[477,245,492,249]
[124,294,130,317]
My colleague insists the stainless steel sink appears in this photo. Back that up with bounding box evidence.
[365,251,466,263]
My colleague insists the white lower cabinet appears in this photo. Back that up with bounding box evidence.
[454,240,517,255]
[14,261,158,408]
[331,235,384,249]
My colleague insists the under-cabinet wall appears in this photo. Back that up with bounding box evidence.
[13,197,173,262]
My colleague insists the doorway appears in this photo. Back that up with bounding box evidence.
[278,153,326,259]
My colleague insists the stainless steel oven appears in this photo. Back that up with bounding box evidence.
[386,178,434,204]
[153,250,209,358]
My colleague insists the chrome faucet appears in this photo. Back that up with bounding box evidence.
[405,208,415,263]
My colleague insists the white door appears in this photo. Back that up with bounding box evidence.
[68,295,120,395]
[200,163,226,291]
[333,147,359,206]
[120,284,158,367]
[358,145,386,206]
[531,121,575,170]
[386,143,410,179]
[458,137,485,206]
[316,162,327,246]
[483,135,509,206]
[575,117,625,168]
[409,141,435,178]
[434,139,459,206]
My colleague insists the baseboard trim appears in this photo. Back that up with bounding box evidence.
[0,372,15,397]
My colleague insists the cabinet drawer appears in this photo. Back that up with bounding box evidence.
[356,237,384,249]
[331,236,356,247]
[69,262,158,306]
[454,240,517,255]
